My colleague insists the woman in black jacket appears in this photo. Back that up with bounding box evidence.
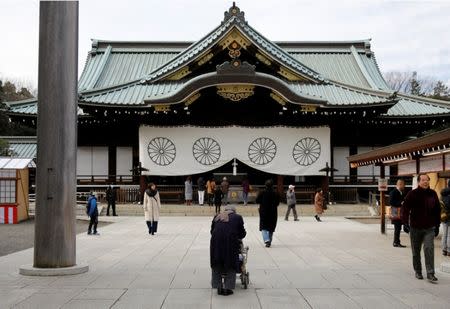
[210,205,246,296]
[256,179,280,247]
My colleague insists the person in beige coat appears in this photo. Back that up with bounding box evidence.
[314,188,324,222]
[144,183,161,235]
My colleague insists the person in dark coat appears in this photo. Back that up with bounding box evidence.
[440,179,450,256]
[402,173,441,282]
[214,186,224,214]
[389,179,406,247]
[106,184,117,216]
[256,179,280,247]
[210,205,246,296]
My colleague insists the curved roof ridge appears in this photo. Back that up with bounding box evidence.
[368,53,390,90]
[325,79,395,98]
[79,79,143,96]
[349,45,379,90]
[397,93,450,107]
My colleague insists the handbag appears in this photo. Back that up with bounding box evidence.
[389,206,401,220]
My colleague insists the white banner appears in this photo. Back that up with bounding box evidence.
[139,126,330,176]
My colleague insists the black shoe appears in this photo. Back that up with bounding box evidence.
[285,218,288,221]
[315,215,322,222]
[113,214,118,216]
[294,219,299,221]
[222,289,233,296]
[443,250,448,256]
[415,272,423,280]
[217,287,224,295]
[427,274,438,282]
[106,214,110,216]
[265,241,271,248]
[87,231,92,235]
[393,243,406,248]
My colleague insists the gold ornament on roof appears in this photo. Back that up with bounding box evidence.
[217,84,255,102]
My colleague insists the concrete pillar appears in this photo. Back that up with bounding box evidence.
[20,0,87,275]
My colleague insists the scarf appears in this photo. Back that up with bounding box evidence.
[214,210,235,222]
[146,189,157,198]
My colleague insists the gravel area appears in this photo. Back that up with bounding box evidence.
[0,219,111,257]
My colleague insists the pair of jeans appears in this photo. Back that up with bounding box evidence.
[442,222,450,252]
[211,266,236,289]
[88,214,98,234]
[146,221,158,234]
[285,204,298,220]
[198,191,205,205]
[262,230,273,243]
[393,221,402,244]
[222,193,228,205]
[410,227,435,275]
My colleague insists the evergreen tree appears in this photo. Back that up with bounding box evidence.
[410,72,423,96]
[430,80,450,100]
[0,79,36,136]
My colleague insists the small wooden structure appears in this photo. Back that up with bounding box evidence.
[348,128,450,233]
[0,158,33,223]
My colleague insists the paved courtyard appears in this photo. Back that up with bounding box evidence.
[1,215,449,308]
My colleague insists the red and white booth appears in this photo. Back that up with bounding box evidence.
[0,158,32,224]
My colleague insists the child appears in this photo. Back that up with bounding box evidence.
[214,186,224,214]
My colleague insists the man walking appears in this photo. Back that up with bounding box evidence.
[389,179,406,247]
[285,185,299,221]
[402,173,441,282]
[106,184,117,216]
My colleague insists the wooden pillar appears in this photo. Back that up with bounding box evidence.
[33,1,80,268]
[380,164,386,234]
[277,175,284,196]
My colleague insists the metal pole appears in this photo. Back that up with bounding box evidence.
[34,1,79,268]
[380,165,386,234]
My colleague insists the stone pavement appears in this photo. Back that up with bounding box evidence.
[1,215,449,308]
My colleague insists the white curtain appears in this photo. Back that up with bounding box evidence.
[139,126,330,176]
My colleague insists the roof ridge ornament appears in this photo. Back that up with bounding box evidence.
[223,2,246,23]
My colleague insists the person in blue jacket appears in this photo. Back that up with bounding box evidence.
[87,192,100,235]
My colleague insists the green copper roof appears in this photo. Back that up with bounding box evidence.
[6,99,85,116]
[0,136,37,159]
[77,77,394,107]
[385,95,450,117]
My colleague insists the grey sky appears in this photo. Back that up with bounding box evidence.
[1,0,449,90]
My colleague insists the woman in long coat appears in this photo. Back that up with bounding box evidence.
[210,205,246,296]
[144,183,161,235]
[256,179,280,247]
[185,176,193,205]
[314,188,324,222]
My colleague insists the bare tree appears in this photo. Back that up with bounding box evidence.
[383,71,437,96]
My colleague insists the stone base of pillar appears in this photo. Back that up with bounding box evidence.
[19,264,89,276]
[441,262,450,273]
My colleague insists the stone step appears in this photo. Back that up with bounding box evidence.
[97,203,372,217]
